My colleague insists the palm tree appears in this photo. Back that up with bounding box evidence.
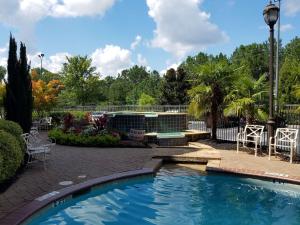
[224,74,268,123]
[293,84,300,112]
[188,59,233,140]
[293,85,300,98]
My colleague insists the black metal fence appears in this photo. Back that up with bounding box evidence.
[188,106,300,154]
[52,105,188,113]
[49,104,299,151]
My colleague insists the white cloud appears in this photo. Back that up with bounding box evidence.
[160,62,179,75]
[0,44,133,76]
[146,0,229,58]
[0,0,117,51]
[259,23,294,33]
[0,48,70,73]
[137,54,148,66]
[91,45,132,77]
[51,0,117,17]
[0,57,6,67]
[281,24,294,32]
[284,0,300,16]
[0,47,7,54]
[46,52,71,73]
[130,35,142,50]
[28,52,71,73]
[0,45,8,67]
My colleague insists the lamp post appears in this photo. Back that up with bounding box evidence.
[38,53,44,77]
[263,1,279,142]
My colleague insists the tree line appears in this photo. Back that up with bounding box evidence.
[29,37,298,108]
[0,36,299,135]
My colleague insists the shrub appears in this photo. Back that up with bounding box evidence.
[63,113,75,131]
[94,114,108,131]
[49,111,91,127]
[69,111,87,120]
[0,119,23,136]
[0,130,23,182]
[0,119,25,153]
[48,129,120,147]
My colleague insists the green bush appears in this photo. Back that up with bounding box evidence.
[0,119,23,136]
[48,129,120,147]
[0,119,25,153]
[70,111,88,120]
[0,130,23,182]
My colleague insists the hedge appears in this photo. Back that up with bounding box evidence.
[0,130,23,182]
[0,119,25,153]
[48,129,120,147]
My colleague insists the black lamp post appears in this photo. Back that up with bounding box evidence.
[263,1,279,142]
[38,53,44,77]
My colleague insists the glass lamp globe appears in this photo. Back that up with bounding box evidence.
[263,3,280,27]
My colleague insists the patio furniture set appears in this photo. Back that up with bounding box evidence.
[237,125,299,163]
[21,117,299,167]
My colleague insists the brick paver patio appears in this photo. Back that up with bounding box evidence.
[1,135,300,223]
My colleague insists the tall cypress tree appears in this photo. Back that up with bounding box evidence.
[19,42,32,132]
[5,34,20,123]
[4,35,32,132]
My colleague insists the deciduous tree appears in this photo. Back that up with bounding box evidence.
[0,66,6,81]
[61,55,102,105]
[32,78,64,115]
[138,93,155,106]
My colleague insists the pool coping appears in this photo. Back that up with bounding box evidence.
[2,158,163,225]
[3,156,300,225]
[156,156,300,185]
[206,165,300,185]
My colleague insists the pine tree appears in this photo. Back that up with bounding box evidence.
[160,68,190,105]
[176,67,190,104]
[160,68,176,105]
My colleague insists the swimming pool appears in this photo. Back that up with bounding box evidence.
[25,166,300,225]
[157,132,185,138]
[106,111,187,133]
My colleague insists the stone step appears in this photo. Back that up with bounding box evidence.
[188,142,213,149]
[184,130,210,141]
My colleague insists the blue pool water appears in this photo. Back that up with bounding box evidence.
[157,132,185,139]
[26,166,300,225]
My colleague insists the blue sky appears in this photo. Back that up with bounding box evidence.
[0,0,299,76]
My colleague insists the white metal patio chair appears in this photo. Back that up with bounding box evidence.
[21,133,55,168]
[237,125,265,157]
[30,127,41,143]
[33,117,53,130]
[269,128,299,163]
[29,126,56,146]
